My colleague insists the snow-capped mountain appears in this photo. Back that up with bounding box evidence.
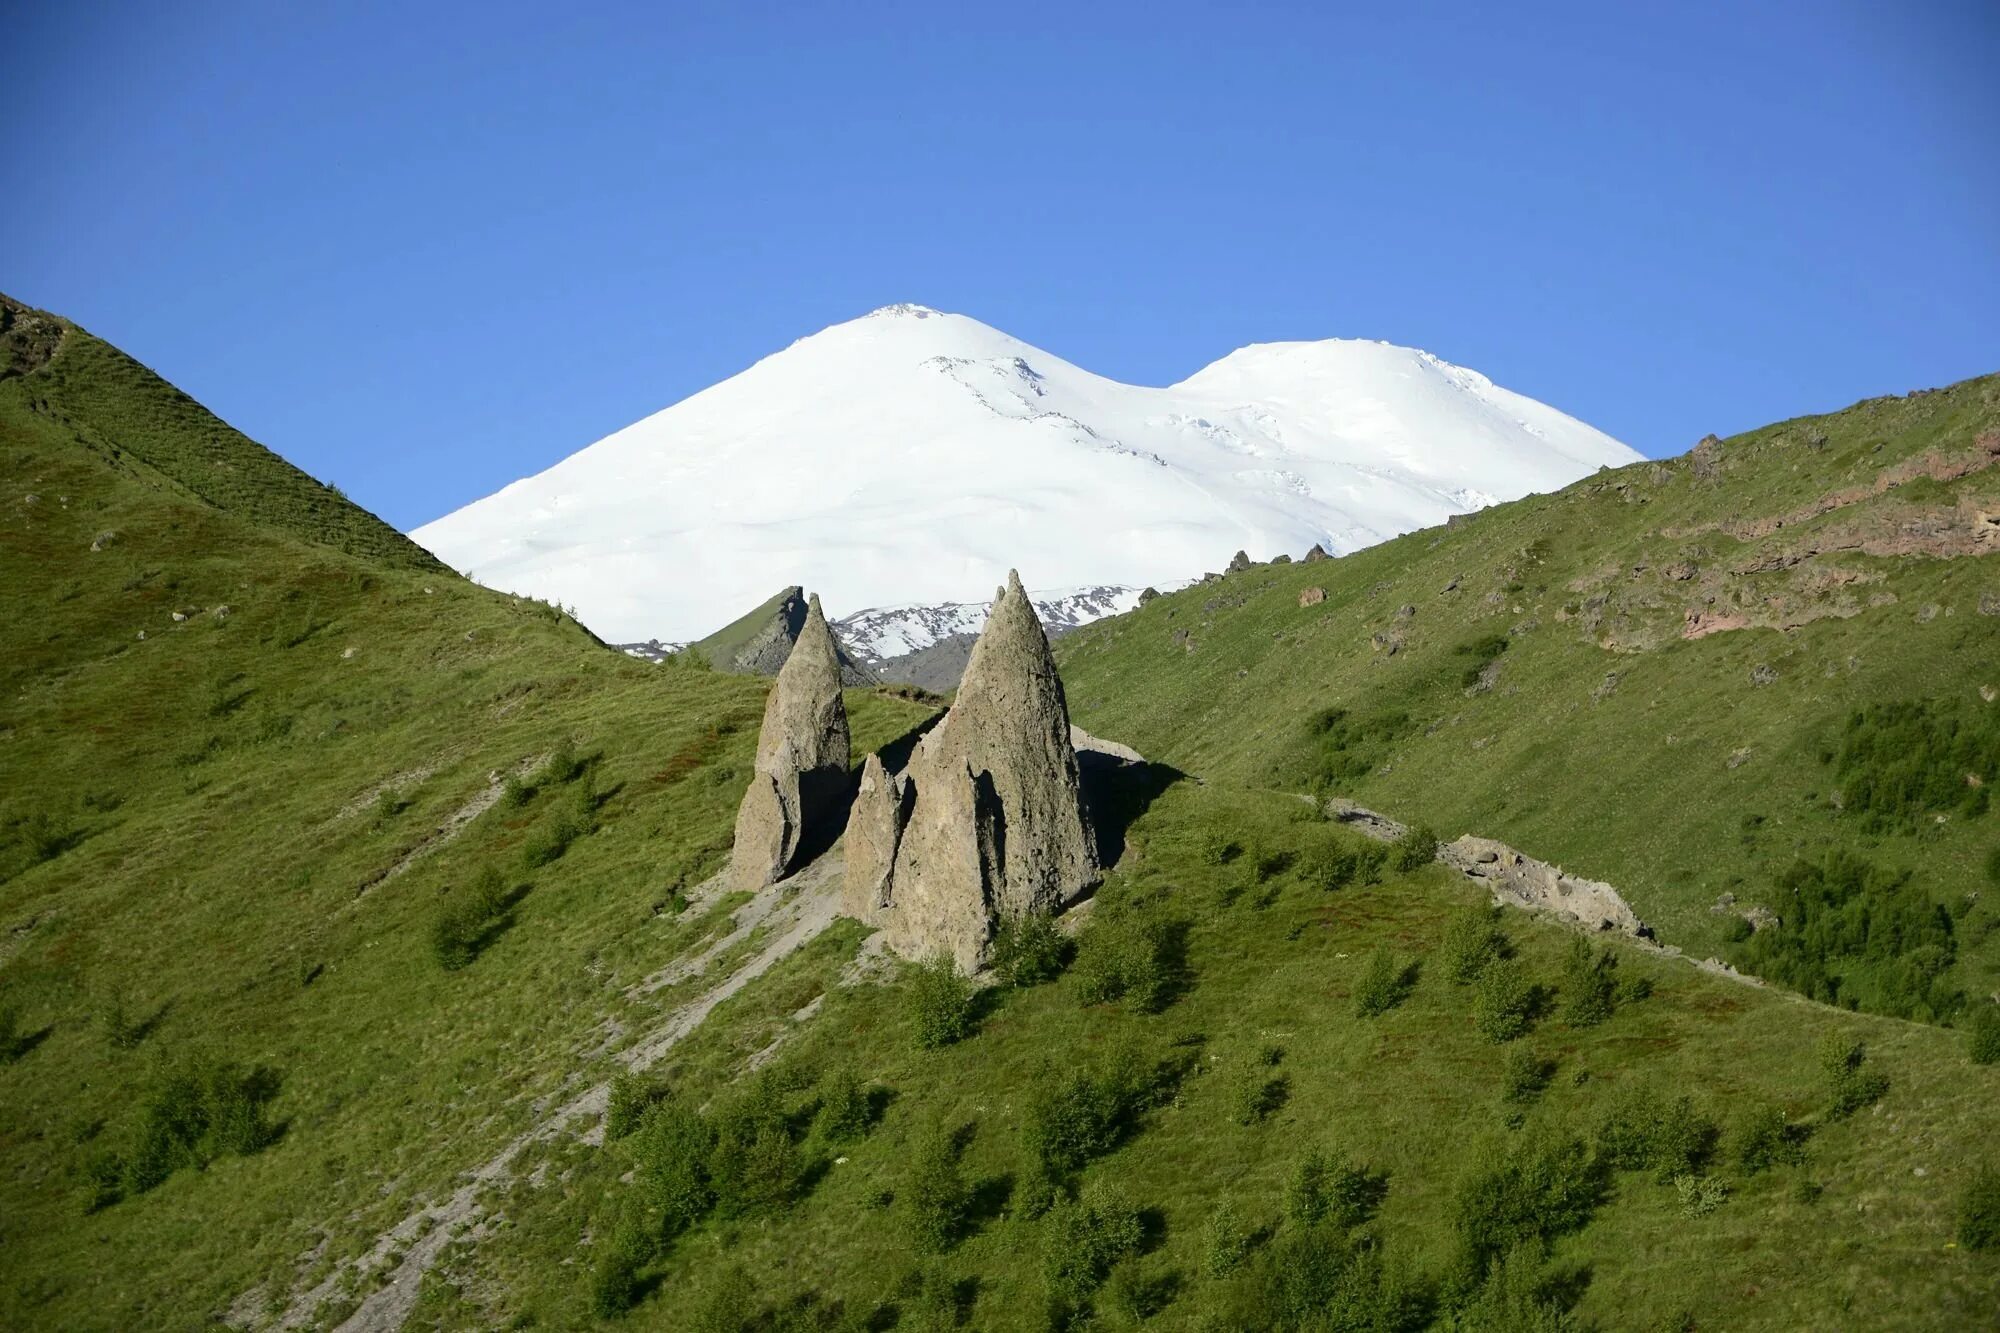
[836,585,1146,666]
[413,305,1640,642]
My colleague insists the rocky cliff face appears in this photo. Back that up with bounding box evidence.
[729,594,852,890]
[843,571,1099,968]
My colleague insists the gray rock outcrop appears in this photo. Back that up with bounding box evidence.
[843,571,1098,968]
[1439,835,1647,936]
[729,594,852,890]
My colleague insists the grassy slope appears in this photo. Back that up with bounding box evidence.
[1060,376,2000,1008]
[0,303,929,1328]
[1,303,1993,1330]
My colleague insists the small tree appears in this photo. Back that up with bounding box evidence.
[1042,1181,1145,1320]
[992,911,1067,986]
[589,1214,656,1317]
[1559,938,1619,1028]
[903,1122,971,1254]
[1203,1199,1251,1277]
[908,954,976,1050]
[605,1074,668,1141]
[1440,903,1507,985]
[1959,1163,2000,1252]
[431,867,509,970]
[1819,1036,1888,1118]
[1966,1003,2000,1066]
[1730,1104,1807,1174]
[1352,947,1412,1018]
[816,1065,873,1143]
[1501,1047,1553,1105]
[1391,824,1438,872]
[1472,958,1536,1043]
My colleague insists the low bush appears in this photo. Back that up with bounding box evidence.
[1391,824,1439,872]
[1446,1243,1582,1333]
[1958,1163,2000,1252]
[991,911,1068,987]
[522,783,596,868]
[1595,1089,1719,1182]
[1439,904,1508,985]
[1737,851,1959,1021]
[588,1214,657,1317]
[1820,1037,1889,1118]
[1472,958,1537,1043]
[1452,1136,1603,1272]
[707,1079,805,1217]
[1259,1225,1426,1332]
[1966,1002,2000,1065]
[1826,698,1998,833]
[537,738,589,787]
[1674,1173,1727,1218]
[1286,1148,1382,1230]
[1353,947,1415,1018]
[629,1099,716,1236]
[1042,1181,1145,1319]
[1023,1046,1152,1182]
[908,954,976,1050]
[1073,913,1185,1013]
[605,1074,669,1141]
[431,866,511,970]
[815,1065,873,1143]
[91,1057,282,1205]
[1501,1047,1553,1105]
[1558,938,1620,1027]
[1203,1199,1252,1277]
[904,1122,971,1254]
[1730,1105,1808,1174]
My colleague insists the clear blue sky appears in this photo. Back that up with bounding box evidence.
[7,0,1996,531]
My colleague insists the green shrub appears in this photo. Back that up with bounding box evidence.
[1073,913,1183,1012]
[522,783,595,868]
[1203,1199,1252,1277]
[816,1065,873,1143]
[1595,1089,1719,1181]
[431,866,510,970]
[1440,904,1508,985]
[903,1122,970,1254]
[605,1074,668,1141]
[908,954,976,1050]
[1023,1047,1150,1182]
[537,738,588,787]
[1391,824,1439,872]
[1501,1047,1553,1105]
[707,1082,803,1217]
[1042,1181,1144,1317]
[1827,698,1999,833]
[1674,1173,1727,1218]
[1452,1136,1603,1271]
[1558,938,1620,1028]
[1455,634,1511,688]
[1730,1105,1808,1173]
[1287,1148,1380,1229]
[689,1267,755,1333]
[1445,1243,1582,1333]
[1299,707,1413,788]
[1353,947,1414,1018]
[1738,852,1959,1020]
[501,772,533,808]
[991,911,1068,987]
[1259,1223,1425,1331]
[93,1058,281,1204]
[1966,1003,2000,1065]
[1958,1163,2000,1252]
[629,1100,715,1235]
[1472,958,1537,1043]
[589,1215,657,1317]
[1232,1056,1289,1126]
[1819,1037,1890,1118]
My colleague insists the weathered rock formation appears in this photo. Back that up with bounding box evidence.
[1439,835,1647,937]
[843,571,1099,968]
[729,594,852,890]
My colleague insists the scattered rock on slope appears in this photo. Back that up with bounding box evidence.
[843,571,1099,969]
[729,594,852,890]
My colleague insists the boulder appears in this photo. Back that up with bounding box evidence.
[728,593,851,889]
[1299,587,1326,608]
[1303,544,1330,563]
[1226,550,1252,573]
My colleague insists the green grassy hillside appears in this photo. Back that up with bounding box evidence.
[1060,376,2000,1023]
[2,303,1995,1331]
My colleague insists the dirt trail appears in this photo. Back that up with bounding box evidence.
[246,853,847,1332]
[351,754,545,899]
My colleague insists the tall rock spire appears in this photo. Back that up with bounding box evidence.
[729,593,851,889]
[843,570,1098,968]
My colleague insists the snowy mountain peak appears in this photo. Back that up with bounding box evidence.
[413,307,1640,643]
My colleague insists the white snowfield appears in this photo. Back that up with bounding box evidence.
[412,304,1640,643]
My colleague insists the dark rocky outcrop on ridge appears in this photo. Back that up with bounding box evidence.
[693,585,876,684]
